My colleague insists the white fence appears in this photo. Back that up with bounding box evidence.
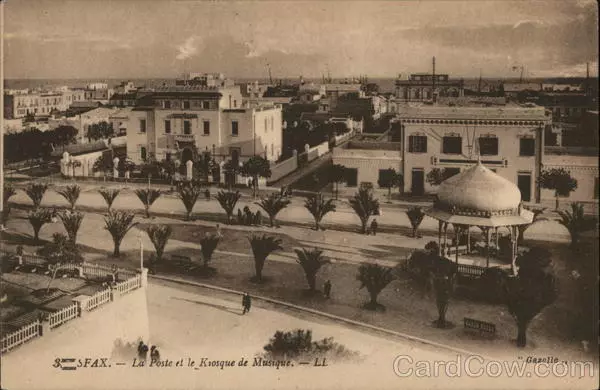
[114,274,142,296]
[81,262,137,280]
[48,303,79,329]
[1,320,40,353]
[269,154,299,183]
[307,141,330,162]
[84,288,112,311]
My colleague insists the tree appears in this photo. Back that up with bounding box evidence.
[104,211,137,257]
[356,263,394,310]
[2,185,17,224]
[194,153,217,183]
[223,159,241,190]
[216,190,241,224]
[295,248,331,293]
[25,182,48,209]
[65,159,82,178]
[506,247,557,347]
[432,264,456,328]
[349,188,380,234]
[93,154,113,176]
[145,225,172,263]
[53,125,78,145]
[328,164,347,200]
[177,183,202,221]
[200,233,221,268]
[57,184,81,210]
[241,155,272,198]
[426,168,456,187]
[135,188,161,218]
[99,188,120,212]
[406,206,425,238]
[87,121,114,141]
[38,233,83,293]
[118,157,136,176]
[27,208,53,242]
[557,202,595,248]
[59,210,84,245]
[378,168,403,202]
[256,193,291,227]
[538,168,578,210]
[304,193,336,231]
[248,234,283,282]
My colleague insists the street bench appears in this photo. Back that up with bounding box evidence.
[464,317,496,337]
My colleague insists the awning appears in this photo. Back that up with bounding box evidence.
[425,207,533,227]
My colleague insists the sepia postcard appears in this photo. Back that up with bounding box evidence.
[0,1,598,389]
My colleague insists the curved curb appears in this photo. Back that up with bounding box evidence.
[150,274,491,360]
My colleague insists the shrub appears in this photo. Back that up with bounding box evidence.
[262,329,360,362]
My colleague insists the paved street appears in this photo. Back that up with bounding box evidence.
[8,185,572,243]
[4,280,593,390]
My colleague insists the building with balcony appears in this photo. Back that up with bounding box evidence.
[394,74,464,103]
[395,103,551,201]
[125,84,283,179]
[3,89,86,119]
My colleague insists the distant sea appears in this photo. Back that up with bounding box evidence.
[4,76,591,93]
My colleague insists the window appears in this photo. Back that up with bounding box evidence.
[140,146,147,161]
[408,135,427,153]
[183,101,190,109]
[231,121,239,136]
[233,100,237,108]
[183,121,191,135]
[445,168,460,177]
[264,118,268,131]
[202,101,210,110]
[270,116,274,131]
[442,136,462,154]
[164,120,171,134]
[595,177,599,199]
[163,100,171,109]
[139,119,146,133]
[519,138,535,156]
[345,168,358,187]
[478,137,498,155]
[203,120,210,135]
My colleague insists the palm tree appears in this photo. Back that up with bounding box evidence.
[177,183,202,221]
[557,202,593,248]
[104,211,137,257]
[248,234,283,282]
[304,193,336,231]
[27,208,53,242]
[356,263,394,310]
[145,225,172,263]
[406,206,425,238]
[256,193,291,227]
[98,188,120,212]
[38,233,83,293]
[25,182,48,209]
[135,188,161,218]
[295,248,331,292]
[59,210,84,245]
[349,188,380,234]
[2,185,17,224]
[216,190,241,224]
[57,184,81,210]
[200,233,221,268]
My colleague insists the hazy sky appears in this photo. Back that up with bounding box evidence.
[4,0,598,79]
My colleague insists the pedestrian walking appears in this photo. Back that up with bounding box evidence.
[323,280,332,299]
[205,188,211,201]
[370,219,378,236]
[150,345,160,362]
[242,293,252,314]
[215,224,222,238]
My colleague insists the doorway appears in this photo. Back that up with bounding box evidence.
[411,168,425,196]
[517,173,532,202]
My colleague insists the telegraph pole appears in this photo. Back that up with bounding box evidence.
[1,1,5,230]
